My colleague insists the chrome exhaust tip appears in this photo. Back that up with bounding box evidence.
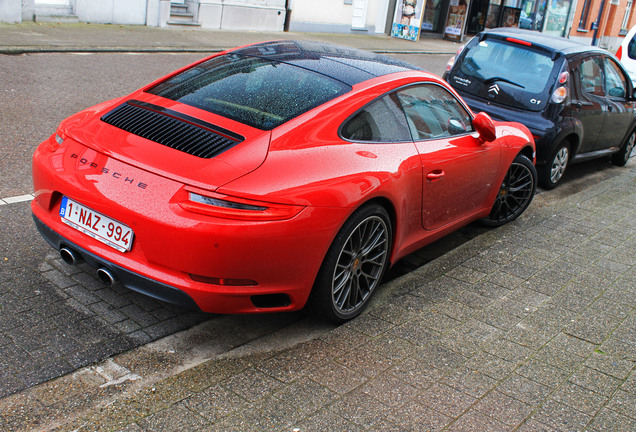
[60,247,81,266]
[97,268,116,286]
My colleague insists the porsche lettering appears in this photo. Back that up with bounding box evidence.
[69,153,147,189]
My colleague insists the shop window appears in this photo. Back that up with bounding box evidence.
[578,0,592,31]
[621,0,633,35]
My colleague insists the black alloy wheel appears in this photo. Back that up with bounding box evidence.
[612,130,636,166]
[481,154,537,227]
[310,204,392,323]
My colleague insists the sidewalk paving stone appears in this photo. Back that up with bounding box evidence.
[0,22,635,431]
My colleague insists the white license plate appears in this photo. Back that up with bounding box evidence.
[59,197,134,253]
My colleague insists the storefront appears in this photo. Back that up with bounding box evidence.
[389,0,575,42]
[465,0,575,37]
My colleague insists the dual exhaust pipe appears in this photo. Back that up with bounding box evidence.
[60,247,116,286]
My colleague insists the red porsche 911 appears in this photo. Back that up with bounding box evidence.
[32,40,536,323]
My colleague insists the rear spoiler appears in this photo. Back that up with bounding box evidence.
[479,33,561,61]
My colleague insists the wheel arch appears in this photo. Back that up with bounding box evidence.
[562,133,579,155]
[518,145,535,163]
[360,196,398,252]
[307,196,396,323]
[537,119,580,166]
[545,132,579,164]
[620,125,636,148]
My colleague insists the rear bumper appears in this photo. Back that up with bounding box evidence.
[31,134,349,315]
[33,214,200,309]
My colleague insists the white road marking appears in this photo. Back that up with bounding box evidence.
[0,194,35,205]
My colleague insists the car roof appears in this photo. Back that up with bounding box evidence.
[230,40,422,86]
[478,28,609,57]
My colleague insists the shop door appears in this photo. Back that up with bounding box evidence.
[421,0,445,33]
[352,0,369,29]
[466,0,490,34]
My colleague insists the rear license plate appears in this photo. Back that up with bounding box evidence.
[59,197,134,253]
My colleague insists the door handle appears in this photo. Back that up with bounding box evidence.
[426,170,445,181]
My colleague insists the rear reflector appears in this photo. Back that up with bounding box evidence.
[190,274,258,286]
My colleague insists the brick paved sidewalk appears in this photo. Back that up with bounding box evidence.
[2,162,634,432]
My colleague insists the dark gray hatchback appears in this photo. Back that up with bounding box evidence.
[444,28,636,188]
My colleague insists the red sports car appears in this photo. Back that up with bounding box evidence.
[32,40,536,323]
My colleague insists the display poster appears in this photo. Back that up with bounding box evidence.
[444,0,468,42]
[485,0,501,28]
[391,0,426,42]
[502,7,521,28]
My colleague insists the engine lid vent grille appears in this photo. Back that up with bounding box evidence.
[101,100,243,158]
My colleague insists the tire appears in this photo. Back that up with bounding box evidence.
[611,130,635,167]
[310,204,392,324]
[481,154,537,227]
[539,142,570,189]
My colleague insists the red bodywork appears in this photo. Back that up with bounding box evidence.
[32,47,535,314]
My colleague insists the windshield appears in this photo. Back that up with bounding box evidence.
[148,54,351,130]
[460,39,554,94]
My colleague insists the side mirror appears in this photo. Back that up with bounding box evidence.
[609,87,626,98]
[473,112,497,143]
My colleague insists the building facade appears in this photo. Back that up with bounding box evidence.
[1,0,634,52]
[569,0,636,51]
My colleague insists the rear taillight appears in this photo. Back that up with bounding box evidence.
[179,188,305,221]
[445,45,466,74]
[551,86,568,103]
[551,71,569,104]
[47,130,66,152]
[445,56,456,73]
[617,46,623,60]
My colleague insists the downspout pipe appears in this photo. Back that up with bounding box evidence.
[591,0,607,46]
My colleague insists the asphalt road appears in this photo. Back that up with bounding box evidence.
[0,52,449,398]
[0,52,449,199]
[0,52,625,399]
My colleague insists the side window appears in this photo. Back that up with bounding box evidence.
[341,95,411,142]
[395,84,473,140]
[605,58,628,98]
[579,57,605,96]
[628,35,636,60]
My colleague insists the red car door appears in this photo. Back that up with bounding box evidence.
[395,84,501,230]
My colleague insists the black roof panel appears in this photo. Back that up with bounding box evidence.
[479,28,609,57]
[231,40,421,86]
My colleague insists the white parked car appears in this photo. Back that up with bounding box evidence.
[616,26,636,84]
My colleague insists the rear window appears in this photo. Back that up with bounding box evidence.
[147,54,351,130]
[460,39,554,94]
